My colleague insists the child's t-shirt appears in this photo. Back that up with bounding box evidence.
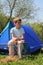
[10,27,25,38]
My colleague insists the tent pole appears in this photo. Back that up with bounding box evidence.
[8,21,10,41]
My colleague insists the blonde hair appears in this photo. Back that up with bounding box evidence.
[13,17,21,23]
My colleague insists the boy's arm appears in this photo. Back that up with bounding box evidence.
[12,33,15,39]
[12,33,24,40]
[19,34,24,40]
[12,33,19,41]
[19,28,25,40]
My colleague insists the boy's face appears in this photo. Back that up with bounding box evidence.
[14,19,21,29]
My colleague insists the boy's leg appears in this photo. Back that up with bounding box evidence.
[17,40,24,59]
[8,40,15,57]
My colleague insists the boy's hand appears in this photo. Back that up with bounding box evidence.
[12,37,18,41]
[12,38,19,44]
[19,35,24,40]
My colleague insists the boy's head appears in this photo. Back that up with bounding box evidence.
[13,17,22,29]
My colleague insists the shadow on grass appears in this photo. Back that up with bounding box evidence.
[0,49,9,55]
[22,49,42,60]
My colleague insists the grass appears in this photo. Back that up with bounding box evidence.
[0,51,43,65]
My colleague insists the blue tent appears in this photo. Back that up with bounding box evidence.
[0,21,42,53]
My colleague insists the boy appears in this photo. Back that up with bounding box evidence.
[8,17,25,59]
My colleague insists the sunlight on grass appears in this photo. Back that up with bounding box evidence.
[0,53,43,65]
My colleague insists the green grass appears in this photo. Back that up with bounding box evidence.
[0,52,43,65]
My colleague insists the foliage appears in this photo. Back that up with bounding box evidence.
[30,23,43,42]
[0,14,13,33]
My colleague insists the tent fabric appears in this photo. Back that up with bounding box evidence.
[0,21,42,53]
[0,22,10,36]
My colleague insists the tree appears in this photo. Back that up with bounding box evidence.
[0,4,3,14]
[0,0,36,32]
[0,4,4,33]
[2,0,35,23]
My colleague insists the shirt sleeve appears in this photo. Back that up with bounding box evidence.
[10,28,14,34]
[21,28,25,34]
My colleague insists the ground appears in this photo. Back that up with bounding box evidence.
[0,50,43,65]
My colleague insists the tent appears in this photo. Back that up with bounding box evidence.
[0,21,42,53]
